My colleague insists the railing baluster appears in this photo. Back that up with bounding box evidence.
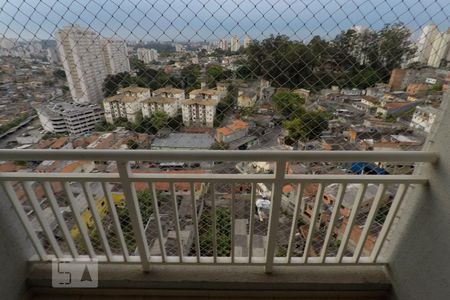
[100,182,129,261]
[211,183,218,263]
[231,183,235,263]
[353,184,387,262]
[23,182,64,258]
[170,182,183,262]
[81,182,113,261]
[248,182,256,263]
[62,182,96,258]
[265,160,285,273]
[149,182,166,262]
[303,183,325,264]
[117,162,150,272]
[319,183,347,263]
[43,182,79,258]
[190,182,201,262]
[336,183,367,263]
[370,184,409,263]
[2,182,47,260]
[287,184,305,263]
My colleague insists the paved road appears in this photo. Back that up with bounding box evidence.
[0,117,40,149]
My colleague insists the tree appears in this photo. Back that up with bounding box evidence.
[206,65,231,86]
[180,64,201,89]
[283,111,329,143]
[127,139,139,149]
[272,92,305,118]
[102,72,132,97]
[149,111,169,130]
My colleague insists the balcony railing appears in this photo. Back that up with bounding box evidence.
[0,150,437,273]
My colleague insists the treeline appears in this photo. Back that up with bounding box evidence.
[238,23,416,91]
[103,62,233,97]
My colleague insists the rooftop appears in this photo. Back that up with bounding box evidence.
[144,96,177,104]
[118,86,150,94]
[154,87,185,94]
[152,133,214,149]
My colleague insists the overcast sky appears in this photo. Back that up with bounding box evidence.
[0,0,449,42]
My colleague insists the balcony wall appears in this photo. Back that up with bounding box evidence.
[0,184,34,299]
[388,91,450,300]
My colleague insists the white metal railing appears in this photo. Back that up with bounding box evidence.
[0,150,437,273]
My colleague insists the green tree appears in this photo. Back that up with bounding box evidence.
[206,65,231,87]
[272,92,305,118]
[127,139,139,149]
[283,111,328,143]
[199,208,231,256]
[149,111,169,130]
[102,72,133,97]
[180,64,201,89]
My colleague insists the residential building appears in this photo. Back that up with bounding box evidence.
[218,39,228,51]
[410,105,439,133]
[117,86,151,100]
[142,88,184,118]
[46,48,59,64]
[376,101,419,119]
[427,28,450,68]
[103,94,141,124]
[103,86,150,124]
[181,98,218,128]
[101,39,130,74]
[406,83,430,96]
[137,48,159,63]
[230,35,240,52]
[292,88,311,103]
[175,44,185,52]
[56,26,107,104]
[413,23,439,64]
[243,36,253,48]
[237,88,257,108]
[388,68,406,90]
[37,102,103,135]
[215,119,249,143]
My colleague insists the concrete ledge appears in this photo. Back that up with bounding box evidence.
[27,263,390,293]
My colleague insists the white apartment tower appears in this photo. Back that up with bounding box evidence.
[218,39,228,51]
[102,39,130,74]
[414,24,439,64]
[56,26,107,104]
[230,35,240,52]
[427,29,450,68]
[244,36,253,48]
[137,48,159,63]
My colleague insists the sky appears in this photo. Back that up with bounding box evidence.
[0,0,449,42]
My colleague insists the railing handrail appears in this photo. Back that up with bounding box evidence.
[0,149,439,162]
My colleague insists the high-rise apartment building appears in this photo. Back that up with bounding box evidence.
[230,35,240,52]
[137,48,159,63]
[414,24,439,64]
[56,26,107,104]
[427,29,450,68]
[243,36,253,48]
[218,39,228,51]
[102,39,130,74]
